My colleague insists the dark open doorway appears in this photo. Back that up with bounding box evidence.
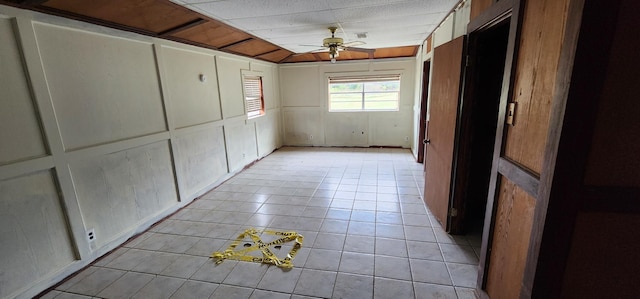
[449,19,511,234]
[417,60,431,163]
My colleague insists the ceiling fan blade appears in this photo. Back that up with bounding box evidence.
[292,48,327,55]
[299,44,324,48]
[342,41,366,47]
[343,47,375,54]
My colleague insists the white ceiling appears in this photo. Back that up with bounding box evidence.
[170,0,459,53]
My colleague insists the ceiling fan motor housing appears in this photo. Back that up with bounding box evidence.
[323,37,343,47]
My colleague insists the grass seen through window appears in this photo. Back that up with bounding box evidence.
[329,76,400,111]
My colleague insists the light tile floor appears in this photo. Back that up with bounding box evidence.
[42,147,481,299]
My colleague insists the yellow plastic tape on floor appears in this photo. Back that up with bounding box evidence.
[211,228,303,269]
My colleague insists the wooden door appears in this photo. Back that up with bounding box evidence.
[423,36,465,230]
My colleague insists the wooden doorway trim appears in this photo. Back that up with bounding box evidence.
[417,60,431,163]
[473,0,526,296]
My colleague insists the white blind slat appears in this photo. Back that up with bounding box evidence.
[244,76,264,116]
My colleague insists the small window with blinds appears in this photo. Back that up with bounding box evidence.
[243,75,264,118]
[328,75,401,112]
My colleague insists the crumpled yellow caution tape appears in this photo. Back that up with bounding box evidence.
[211,228,303,269]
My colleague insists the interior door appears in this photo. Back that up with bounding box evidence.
[423,36,465,230]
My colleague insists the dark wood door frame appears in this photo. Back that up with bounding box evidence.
[470,0,527,297]
[417,60,431,163]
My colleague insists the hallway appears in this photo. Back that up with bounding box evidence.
[43,147,480,299]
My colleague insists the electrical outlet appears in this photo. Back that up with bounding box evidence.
[87,228,96,243]
[309,135,313,140]
[404,136,409,141]
[242,153,246,158]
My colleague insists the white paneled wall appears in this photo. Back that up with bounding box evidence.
[279,60,416,148]
[0,5,281,298]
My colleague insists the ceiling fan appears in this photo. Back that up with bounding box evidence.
[300,26,374,63]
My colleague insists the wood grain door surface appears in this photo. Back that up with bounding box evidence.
[423,36,465,230]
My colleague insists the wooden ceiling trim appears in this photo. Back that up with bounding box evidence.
[224,39,280,57]
[253,48,281,57]
[41,0,199,34]
[374,46,419,58]
[219,37,254,50]
[158,18,207,37]
[257,49,293,63]
[170,20,253,49]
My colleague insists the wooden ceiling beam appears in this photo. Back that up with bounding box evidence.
[253,48,280,57]
[219,38,254,50]
[279,53,296,63]
[159,18,207,37]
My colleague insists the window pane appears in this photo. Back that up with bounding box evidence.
[329,83,362,93]
[330,93,362,111]
[328,75,400,112]
[364,81,400,92]
[364,93,399,110]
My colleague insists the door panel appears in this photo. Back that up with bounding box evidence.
[486,177,535,299]
[423,36,465,229]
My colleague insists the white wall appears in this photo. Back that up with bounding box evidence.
[0,5,281,298]
[280,59,416,148]
[411,0,471,158]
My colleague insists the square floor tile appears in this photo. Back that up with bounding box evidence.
[332,273,373,299]
[374,277,414,299]
[132,275,184,299]
[250,289,291,299]
[305,248,341,271]
[66,267,126,296]
[376,223,405,239]
[169,280,218,299]
[223,262,270,288]
[339,251,374,275]
[313,233,345,250]
[375,237,408,257]
[191,260,238,283]
[132,251,180,274]
[456,287,478,299]
[343,235,375,254]
[374,256,412,280]
[347,221,376,236]
[55,266,98,291]
[326,208,352,220]
[414,282,457,299]
[320,219,349,234]
[160,255,208,278]
[410,259,452,285]
[293,269,337,298]
[97,272,154,298]
[440,244,479,264]
[257,266,302,293]
[406,240,443,261]
[404,226,436,242]
[210,284,254,299]
[448,263,478,288]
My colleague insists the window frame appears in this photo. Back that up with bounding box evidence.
[327,74,401,112]
[242,73,265,119]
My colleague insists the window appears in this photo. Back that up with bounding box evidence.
[243,75,264,118]
[328,75,401,112]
